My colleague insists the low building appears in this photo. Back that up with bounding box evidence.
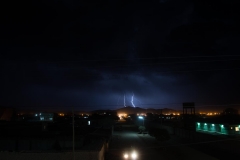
[196,122,240,135]
[38,113,54,121]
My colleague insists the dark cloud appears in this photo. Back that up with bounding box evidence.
[1,0,240,111]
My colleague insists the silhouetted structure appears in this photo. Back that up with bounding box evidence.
[182,102,195,130]
[182,102,195,115]
[222,108,238,115]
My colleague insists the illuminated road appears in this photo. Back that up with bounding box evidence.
[107,127,165,160]
[107,124,218,160]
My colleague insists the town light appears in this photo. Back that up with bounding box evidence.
[124,153,129,159]
[138,116,144,126]
[138,116,143,119]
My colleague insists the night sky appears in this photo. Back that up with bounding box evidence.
[1,0,240,111]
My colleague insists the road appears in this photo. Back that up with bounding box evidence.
[107,123,218,160]
[107,126,165,160]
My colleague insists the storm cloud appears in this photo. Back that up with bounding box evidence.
[1,0,240,111]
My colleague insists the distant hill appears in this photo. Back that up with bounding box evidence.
[116,106,144,114]
[116,106,180,114]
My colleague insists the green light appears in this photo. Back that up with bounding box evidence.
[197,123,200,125]
[204,123,207,125]
[212,124,215,126]
[221,125,224,127]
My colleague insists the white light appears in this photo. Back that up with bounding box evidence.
[131,152,137,159]
[138,116,143,119]
[88,121,90,125]
[131,93,135,107]
[84,116,88,118]
[124,154,128,159]
[35,114,38,117]
[39,113,41,115]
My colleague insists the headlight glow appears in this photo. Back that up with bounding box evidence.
[131,152,137,159]
[124,153,129,159]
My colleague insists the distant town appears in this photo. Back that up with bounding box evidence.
[1,103,240,160]
[0,105,227,122]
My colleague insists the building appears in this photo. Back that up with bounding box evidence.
[196,122,240,135]
[196,108,240,136]
[196,115,240,136]
[38,113,54,121]
[182,102,196,130]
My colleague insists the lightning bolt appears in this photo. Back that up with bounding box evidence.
[131,93,135,107]
[124,94,126,107]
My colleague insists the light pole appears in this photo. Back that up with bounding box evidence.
[72,108,75,160]
[138,116,144,126]
[138,116,145,134]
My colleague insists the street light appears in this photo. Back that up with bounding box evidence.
[138,116,144,126]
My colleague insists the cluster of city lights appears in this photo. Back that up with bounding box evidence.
[165,113,180,115]
[199,112,220,115]
[118,113,128,119]
[136,113,146,116]
[118,113,182,118]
